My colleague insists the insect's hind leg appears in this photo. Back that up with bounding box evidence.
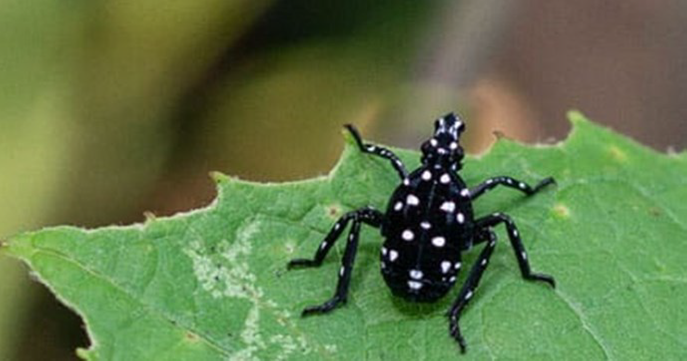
[447,229,497,353]
[344,124,408,180]
[288,207,383,316]
[475,213,555,287]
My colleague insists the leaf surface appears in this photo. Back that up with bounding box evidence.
[4,112,686,360]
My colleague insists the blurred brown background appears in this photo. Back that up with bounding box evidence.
[1,1,685,359]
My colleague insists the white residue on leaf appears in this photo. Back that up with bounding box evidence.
[185,220,314,360]
[185,221,260,300]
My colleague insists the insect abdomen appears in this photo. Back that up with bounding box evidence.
[380,246,462,302]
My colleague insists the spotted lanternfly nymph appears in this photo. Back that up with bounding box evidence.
[288,113,556,353]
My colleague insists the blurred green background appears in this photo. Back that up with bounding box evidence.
[1,1,686,359]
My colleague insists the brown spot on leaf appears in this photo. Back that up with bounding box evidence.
[553,204,570,218]
[326,204,342,219]
[185,332,199,342]
[608,145,628,162]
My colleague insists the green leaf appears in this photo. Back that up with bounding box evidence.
[3,112,686,360]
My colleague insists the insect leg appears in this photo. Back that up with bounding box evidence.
[447,229,497,353]
[344,124,408,180]
[290,207,383,316]
[475,213,555,287]
[469,176,555,200]
[288,211,355,269]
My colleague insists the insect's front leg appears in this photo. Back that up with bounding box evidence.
[288,207,383,316]
[448,229,497,353]
[344,124,408,180]
[469,176,555,201]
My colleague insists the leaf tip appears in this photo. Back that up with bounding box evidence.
[210,171,230,184]
[0,236,20,256]
[566,110,590,126]
[143,211,157,222]
[76,347,94,360]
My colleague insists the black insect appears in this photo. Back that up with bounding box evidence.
[288,113,555,352]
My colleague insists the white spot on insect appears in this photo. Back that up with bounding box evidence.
[449,276,456,282]
[381,262,386,269]
[513,229,519,237]
[394,201,403,211]
[320,241,327,249]
[420,221,431,229]
[422,170,432,181]
[367,146,376,152]
[403,178,410,186]
[408,281,423,290]
[438,148,447,155]
[402,230,414,241]
[456,212,465,224]
[430,138,438,147]
[521,251,527,260]
[409,269,423,279]
[489,239,496,247]
[454,262,462,270]
[450,142,458,150]
[481,258,488,266]
[486,179,493,184]
[432,236,446,247]
[406,194,420,206]
[334,223,340,231]
[519,182,527,189]
[506,178,513,184]
[460,188,470,197]
[440,201,455,212]
[441,261,451,273]
[381,247,388,256]
[389,250,399,261]
[466,290,473,300]
[440,173,451,184]
[339,266,345,276]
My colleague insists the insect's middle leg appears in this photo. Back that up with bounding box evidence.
[475,213,555,287]
[288,207,383,316]
[469,176,555,200]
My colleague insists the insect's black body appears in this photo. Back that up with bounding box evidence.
[381,165,474,302]
[288,113,555,353]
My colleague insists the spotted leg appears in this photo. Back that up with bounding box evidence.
[475,213,556,287]
[469,176,555,200]
[447,229,497,353]
[288,207,383,316]
[344,124,408,179]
